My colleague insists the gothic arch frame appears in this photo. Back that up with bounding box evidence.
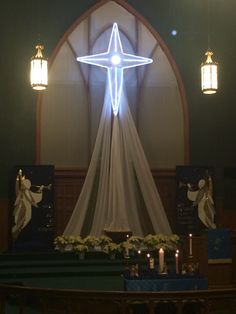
[36,0,189,167]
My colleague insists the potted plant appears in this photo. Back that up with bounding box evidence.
[120,241,137,257]
[127,236,143,250]
[98,235,113,250]
[167,234,180,251]
[54,235,73,252]
[143,234,160,250]
[83,235,100,250]
[103,242,121,259]
[73,243,89,260]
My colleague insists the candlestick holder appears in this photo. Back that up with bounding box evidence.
[129,264,139,278]
[158,263,168,275]
[149,257,155,270]
[181,261,199,275]
[124,255,130,271]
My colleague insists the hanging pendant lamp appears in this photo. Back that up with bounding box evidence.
[30,44,48,90]
[201,0,218,95]
[201,50,218,94]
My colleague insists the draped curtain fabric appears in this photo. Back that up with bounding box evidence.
[64,81,172,236]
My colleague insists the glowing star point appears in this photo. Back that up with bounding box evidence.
[77,22,153,115]
[111,54,121,65]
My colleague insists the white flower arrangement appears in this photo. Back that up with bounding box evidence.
[73,244,89,253]
[143,234,180,251]
[54,233,180,254]
[120,241,136,253]
[54,235,71,249]
[54,235,84,251]
[54,236,66,247]
[166,234,180,250]
[127,236,143,247]
[143,234,160,248]
[103,242,121,254]
[83,235,100,248]
[71,236,84,245]
[97,235,113,247]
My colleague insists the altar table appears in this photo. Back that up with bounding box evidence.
[124,274,208,291]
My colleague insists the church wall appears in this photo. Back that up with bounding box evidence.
[0,1,235,194]
[0,1,236,249]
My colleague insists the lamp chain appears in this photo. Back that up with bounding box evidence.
[207,0,211,51]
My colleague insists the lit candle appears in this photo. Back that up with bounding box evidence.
[175,252,179,274]
[159,248,164,272]
[125,234,130,256]
[189,234,193,256]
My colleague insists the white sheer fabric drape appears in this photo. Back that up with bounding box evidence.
[64,80,172,236]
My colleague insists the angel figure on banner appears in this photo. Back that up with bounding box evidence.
[186,172,216,229]
[11,169,51,240]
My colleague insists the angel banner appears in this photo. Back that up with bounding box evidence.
[176,166,216,235]
[11,165,54,251]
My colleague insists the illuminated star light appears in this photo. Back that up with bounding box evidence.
[77,22,153,115]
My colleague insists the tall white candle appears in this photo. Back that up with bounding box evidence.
[175,252,179,274]
[159,248,164,272]
[126,235,130,256]
[189,233,193,256]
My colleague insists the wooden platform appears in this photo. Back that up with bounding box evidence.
[0,251,128,290]
[0,233,236,291]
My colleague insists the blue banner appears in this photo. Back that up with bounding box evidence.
[208,229,232,264]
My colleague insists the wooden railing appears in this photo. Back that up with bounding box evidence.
[0,284,236,314]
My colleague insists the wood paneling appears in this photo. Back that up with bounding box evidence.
[54,169,87,235]
[153,169,177,232]
[0,198,9,253]
[53,168,236,235]
[53,168,177,235]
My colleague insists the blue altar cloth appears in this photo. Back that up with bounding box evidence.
[124,274,208,291]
